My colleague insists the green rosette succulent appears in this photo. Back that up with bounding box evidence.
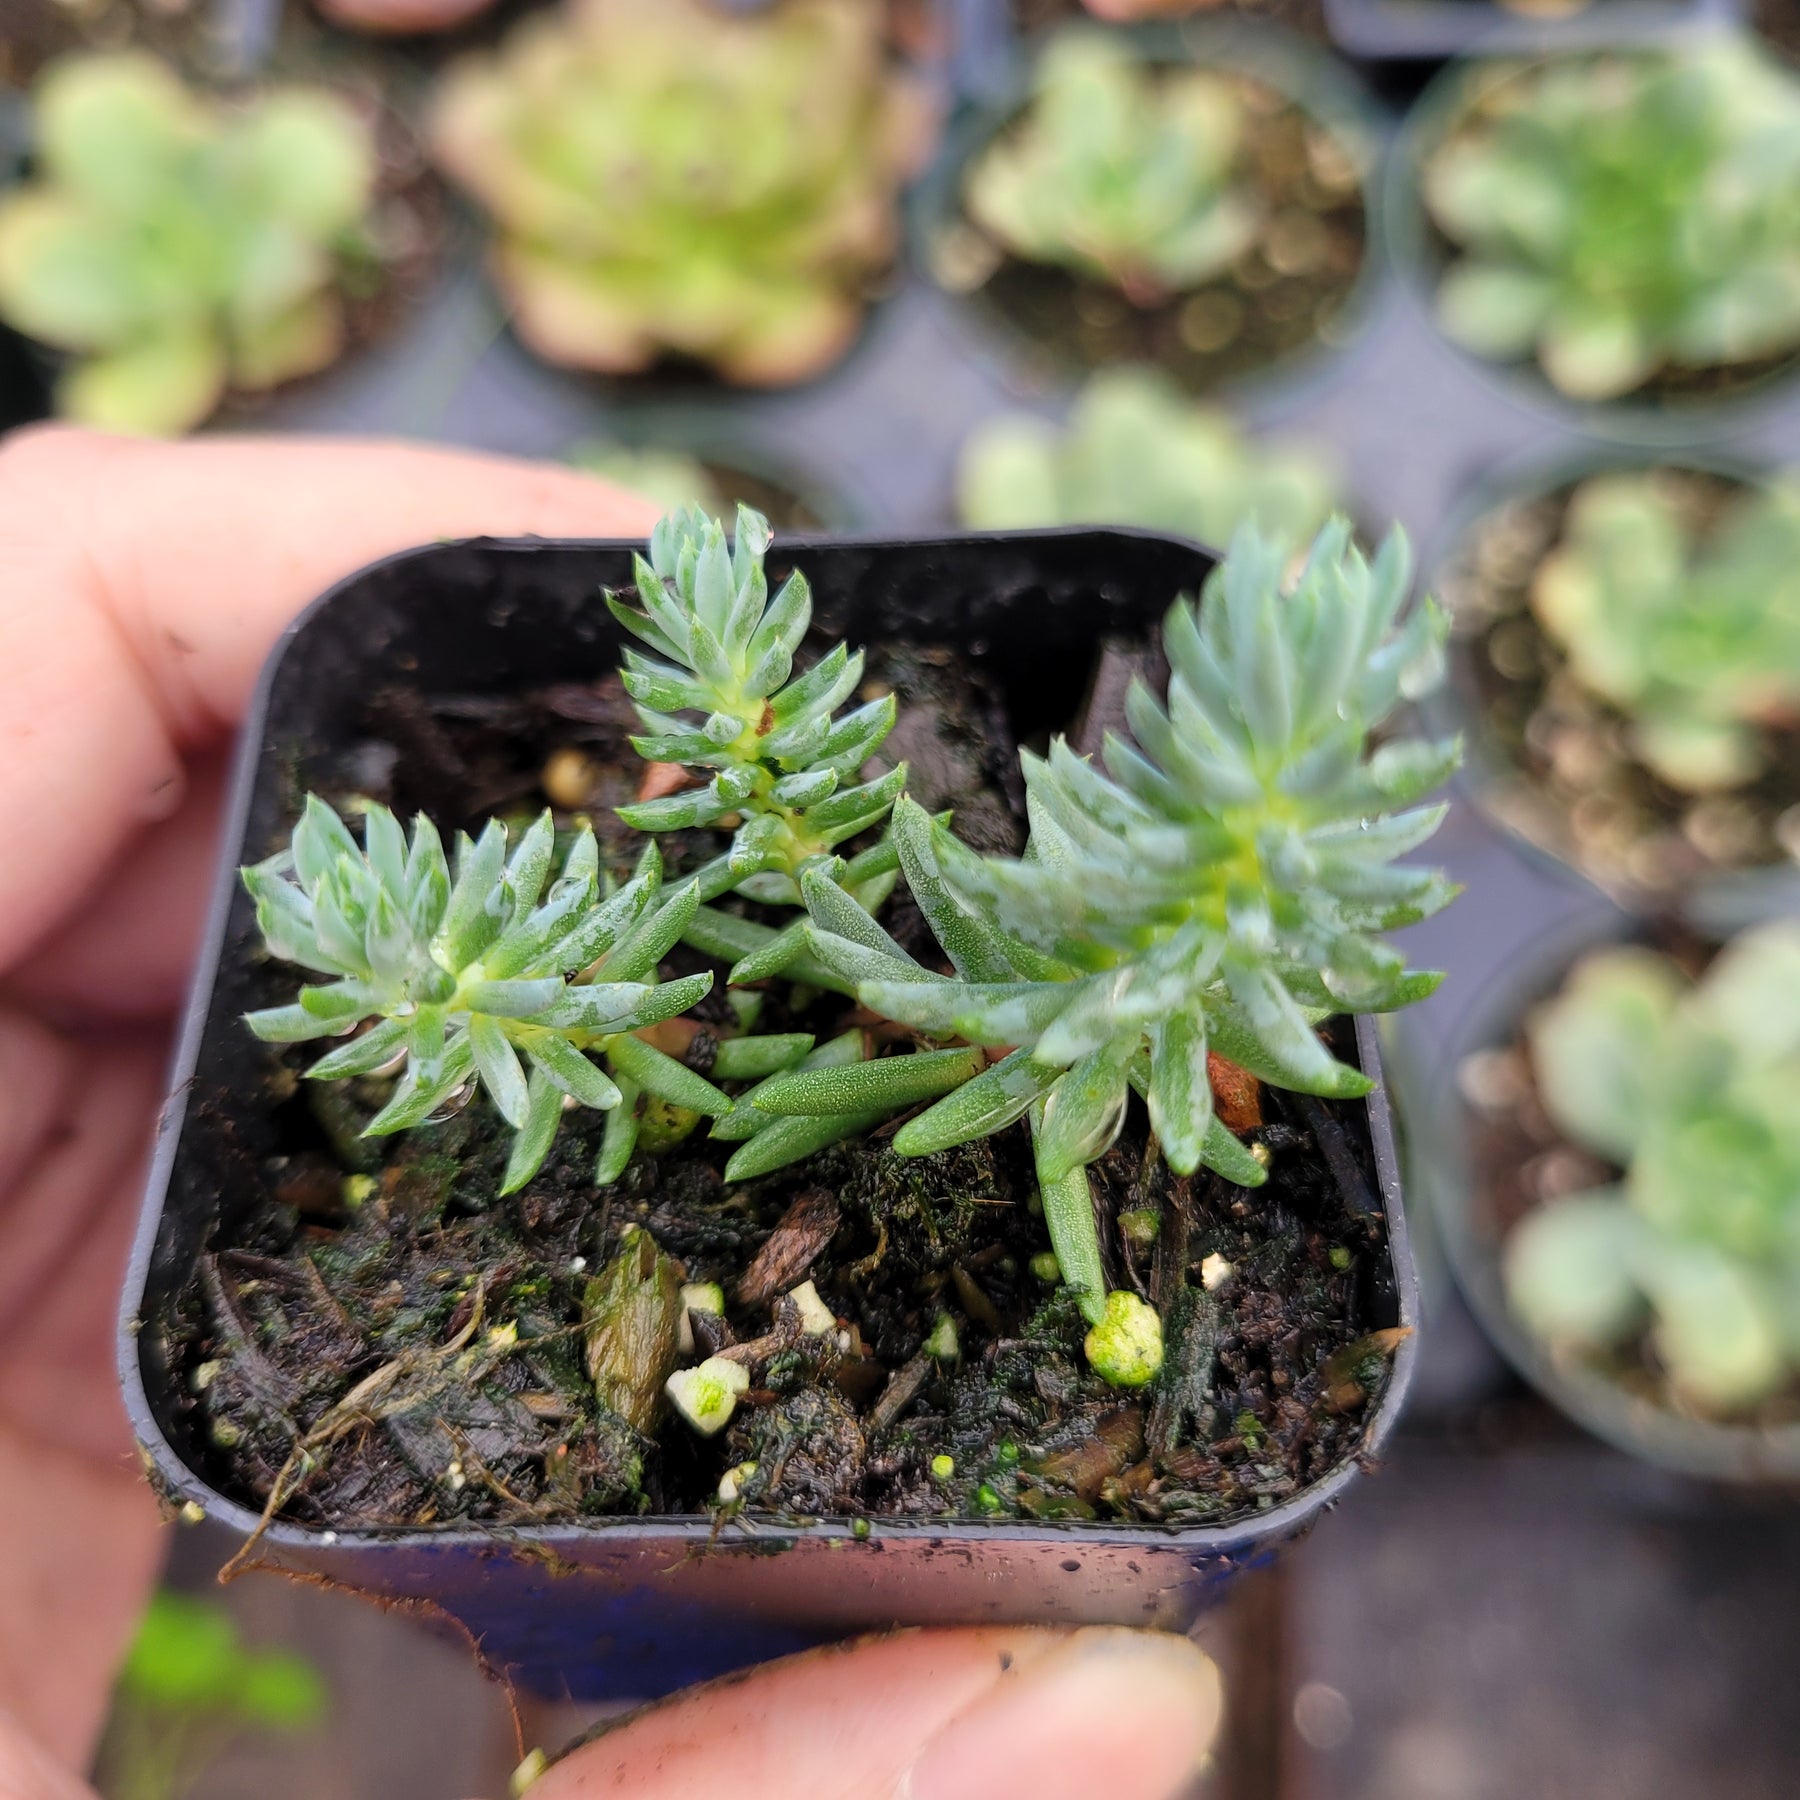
[1422,40,1800,402]
[607,503,906,981]
[773,521,1460,1354]
[0,52,378,435]
[1528,470,1800,793]
[242,798,762,1193]
[957,366,1343,547]
[963,31,1262,305]
[428,0,928,384]
[1505,923,1800,1413]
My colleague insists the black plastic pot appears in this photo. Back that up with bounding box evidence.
[1392,909,1800,1482]
[120,526,1420,1701]
[1323,0,1744,69]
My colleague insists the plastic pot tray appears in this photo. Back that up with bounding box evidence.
[120,526,1420,1701]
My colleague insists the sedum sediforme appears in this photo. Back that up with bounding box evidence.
[771,521,1461,1352]
[609,502,907,984]
[243,797,754,1193]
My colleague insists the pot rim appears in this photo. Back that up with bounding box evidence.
[1321,0,1744,65]
[119,525,1420,1557]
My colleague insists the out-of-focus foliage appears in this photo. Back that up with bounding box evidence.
[102,1590,326,1800]
[1530,470,1800,792]
[570,442,727,516]
[1506,924,1800,1413]
[429,0,930,384]
[964,31,1261,304]
[1422,40,1800,401]
[0,53,377,435]
[957,366,1343,548]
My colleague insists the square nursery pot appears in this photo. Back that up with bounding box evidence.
[120,527,1420,1702]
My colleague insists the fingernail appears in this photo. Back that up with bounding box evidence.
[899,1627,1222,1800]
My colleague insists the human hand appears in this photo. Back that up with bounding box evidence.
[0,426,657,1783]
[0,428,1223,1800]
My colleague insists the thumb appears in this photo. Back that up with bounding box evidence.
[524,1626,1221,1800]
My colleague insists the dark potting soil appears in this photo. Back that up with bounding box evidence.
[1436,472,1800,897]
[1458,922,1800,1430]
[934,65,1368,395]
[160,642,1398,1535]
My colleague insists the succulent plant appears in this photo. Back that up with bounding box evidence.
[963,31,1262,305]
[1529,470,1800,792]
[772,521,1460,1366]
[241,798,800,1193]
[957,366,1343,547]
[0,52,378,436]
[251,508,1457,1391]
[609,503,906,977]
[1505,923,1800,1413]
[428,0,927,384]
[1422,40,1800,401]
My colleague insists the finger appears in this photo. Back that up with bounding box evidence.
[0,1427,165,1775]
[0,1028,164,1464]
[2,759,226,1022]
[0,427,658,974]
[0,1708,102,1800]
[528,1625,1220,1800]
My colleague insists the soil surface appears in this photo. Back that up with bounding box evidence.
[1458,921,1800,1430]
[1436,471,1800,898]
[161,638,1400,1534]
[934,62,1368,395]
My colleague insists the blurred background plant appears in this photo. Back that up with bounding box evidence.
[1421,39,1800,402]
[1529,470,1800,793]
[427,0,933,385]
[0,52,380,434]
[94,1589,327,1800]
[962,31,1261,306]
[956,364,1344,544]
[1504,923,1800,1414]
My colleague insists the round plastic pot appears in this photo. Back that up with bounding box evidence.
[1383,33,1800,447]
[1418,442,1800,930]
[912,18,1389,411]
[119,525,1421,1702]
[1323,0,1744,68]
[1392,908,1800,1483]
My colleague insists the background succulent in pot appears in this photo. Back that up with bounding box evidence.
[956,364,1345,545]
[1505,922,1800,1415]
[427,0,932,385]
[935,22,1372,396]
[1529,470,1800,794]
[962,31,1264,307]
[1419,38,1800,404]
[0,52,381,435]
[1434,459,1800,902]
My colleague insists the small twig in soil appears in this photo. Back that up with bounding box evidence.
[868,1351,933,1435]
[736,1188,842,1308]
[1291,1092,1380,1231]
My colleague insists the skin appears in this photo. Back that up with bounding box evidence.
[0,426,1220,1799]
